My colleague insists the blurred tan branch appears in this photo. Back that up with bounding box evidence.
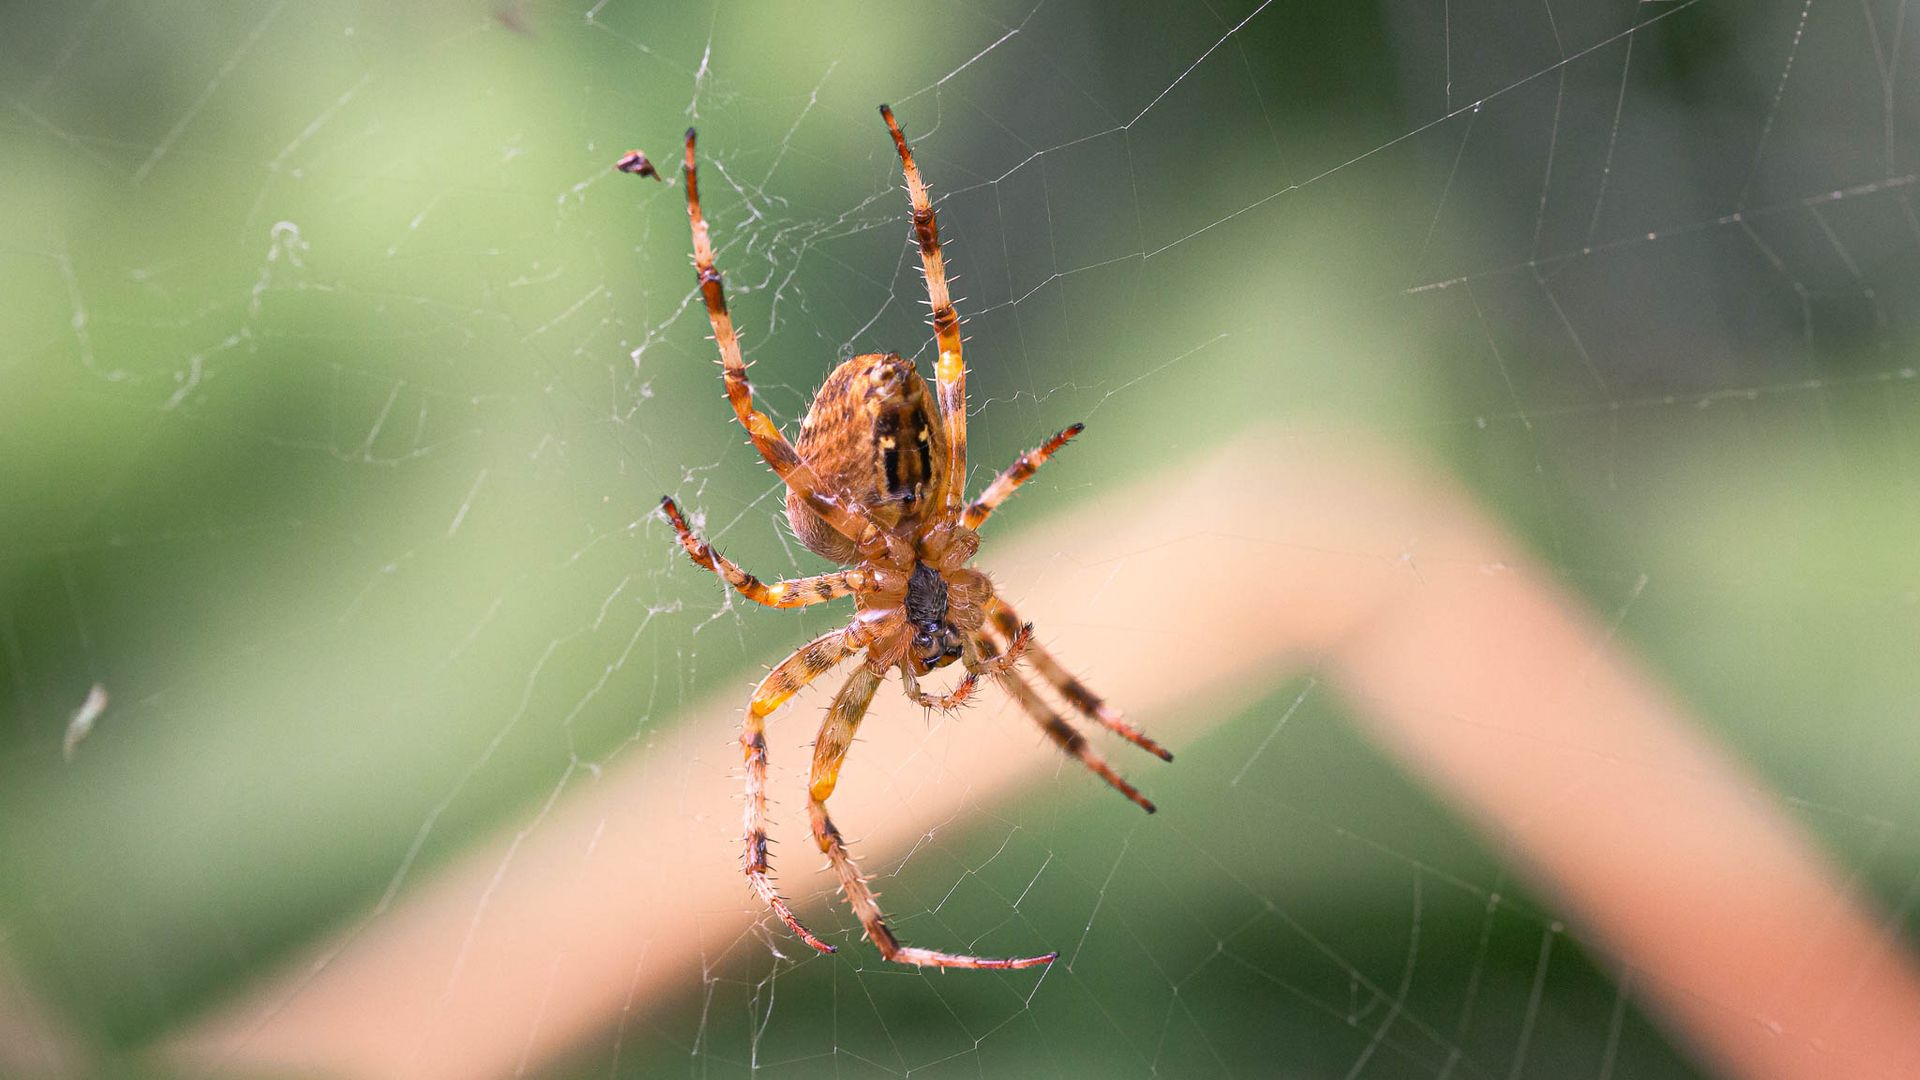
[149,427,1920,1080]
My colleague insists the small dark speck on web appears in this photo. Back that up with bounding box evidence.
[615,151,662,182]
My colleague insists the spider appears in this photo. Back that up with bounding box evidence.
[617,107,1170,970]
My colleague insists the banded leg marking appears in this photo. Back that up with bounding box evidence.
[881,106,969,517]
[962,423,1085,530]
[987,599,1172,761]
[660,497,861,608]
[740,627,860,953]
[981,627,1157,814]
[623,135,875,544]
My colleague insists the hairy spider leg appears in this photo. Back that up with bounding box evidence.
[880,106,969,517]
[741,627,863,954]
[806,664,1057,969]
[897,622,1033,711]
[979,625,1158,813]
[962,424,1086,530]
[986,599,1173,761]
[660,497,863,608]
[671,131,876,544]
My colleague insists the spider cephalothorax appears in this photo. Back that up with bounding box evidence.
[903,562,964,672]
[620,107,1171,970]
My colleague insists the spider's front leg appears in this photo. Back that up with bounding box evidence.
[620,134,875,545]
[881,106,969,516]
[808,658,1057,969]
[660,497,862,609]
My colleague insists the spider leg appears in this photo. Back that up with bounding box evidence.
[807,663,1056,969]
[978,629,1158,814]
[962,424,1085,531]
[645,131,876,544]
[898,623,1032,711]
[987,597,1172,761]
[660,497,862,609]
[742,627,863,955]
[880,106,968,516]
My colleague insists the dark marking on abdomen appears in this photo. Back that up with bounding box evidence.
[875,400,935,506]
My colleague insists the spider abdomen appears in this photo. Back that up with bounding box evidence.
[787,352,949,562]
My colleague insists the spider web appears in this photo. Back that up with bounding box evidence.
[2,0,1918,1077]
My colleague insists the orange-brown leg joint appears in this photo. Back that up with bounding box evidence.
[807,666,879,805]
[751,628,857,719]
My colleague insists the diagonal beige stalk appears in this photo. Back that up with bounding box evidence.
[162,428,1920,1080]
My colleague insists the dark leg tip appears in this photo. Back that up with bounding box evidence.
[1141,800,1158,814]
[1066,422,1086,436]
[878,103,892,118]
[659,496,689,532]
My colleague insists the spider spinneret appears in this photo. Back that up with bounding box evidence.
[620,105,1171,971]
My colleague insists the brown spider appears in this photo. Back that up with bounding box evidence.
[617,107,1171,970]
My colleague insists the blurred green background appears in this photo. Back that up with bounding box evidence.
[2,1,1917,1077]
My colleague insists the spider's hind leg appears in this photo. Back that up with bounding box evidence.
[987,598,1172,761]
[979,626,1159,814]
[808,663,1056,969]
[740,627,862,955]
